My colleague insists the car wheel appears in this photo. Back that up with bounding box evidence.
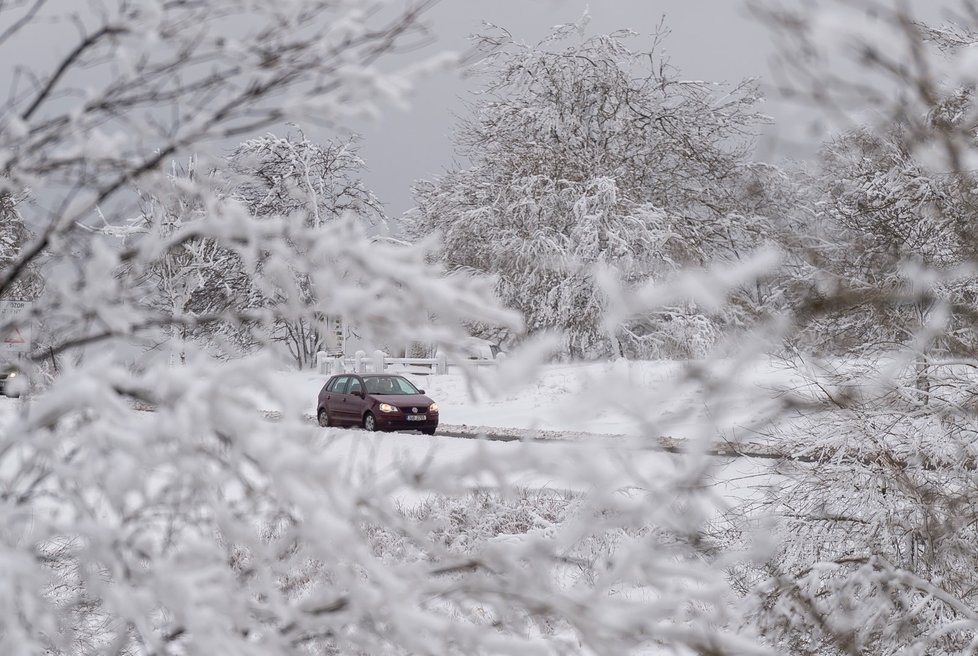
[317,408,331,428]
[363,412,377,432]
[421,427,436,436]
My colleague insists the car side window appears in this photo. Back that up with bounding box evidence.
[328,376,349,393]
[348,377,363,395]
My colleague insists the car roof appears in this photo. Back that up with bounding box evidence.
[330,373,406,379]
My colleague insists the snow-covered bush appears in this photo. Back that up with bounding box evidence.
[739,357,978,655]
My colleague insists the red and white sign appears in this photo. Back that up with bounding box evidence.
[0,300,32,353]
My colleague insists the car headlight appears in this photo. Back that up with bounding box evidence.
[378,403,398,413]
[428,403,438,413]
[6,372,15,378]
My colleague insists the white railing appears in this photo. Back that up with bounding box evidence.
[316,350,500,376]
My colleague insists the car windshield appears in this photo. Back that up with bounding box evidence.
[364,376,420,395]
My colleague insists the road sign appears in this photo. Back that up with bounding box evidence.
[0,300,32,353]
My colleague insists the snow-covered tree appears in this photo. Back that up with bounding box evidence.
[786,128,975,360]
[407,21,777,358]
[127,159,262,360]
[227,132,386,368]
[736,355,978,656]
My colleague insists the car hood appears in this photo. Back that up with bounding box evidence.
[371,394,433,407]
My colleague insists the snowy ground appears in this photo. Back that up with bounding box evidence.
[299,427,774,516]
[0,359,793,509]
[273,358,808,440]
[262,359,802,509]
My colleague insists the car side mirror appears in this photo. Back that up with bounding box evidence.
[351,389,363,398]
[417,389,425,394]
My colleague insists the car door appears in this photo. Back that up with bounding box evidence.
[324,375,350,424]
[345,376,368,425]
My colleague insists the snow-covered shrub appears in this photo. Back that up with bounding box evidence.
[736,357,978,655]
[402,488,572,552]
[359,483,759,654]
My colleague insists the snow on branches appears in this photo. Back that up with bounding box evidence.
[734,3,978,654]
[0,3,764,655]
[226,132,388,368]
[228,132,385,228]
[408,24,779,359]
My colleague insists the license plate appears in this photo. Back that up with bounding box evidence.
[406,414,426,421]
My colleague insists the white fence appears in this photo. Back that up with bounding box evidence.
[317,350,499,376]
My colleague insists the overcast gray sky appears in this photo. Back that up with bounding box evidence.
[5,0,954,220]
[349,0,964,219]
[352,0,784,218]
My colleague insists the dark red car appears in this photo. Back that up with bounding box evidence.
[317,373,438,435]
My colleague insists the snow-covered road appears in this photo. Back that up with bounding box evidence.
[300,425,777,512]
